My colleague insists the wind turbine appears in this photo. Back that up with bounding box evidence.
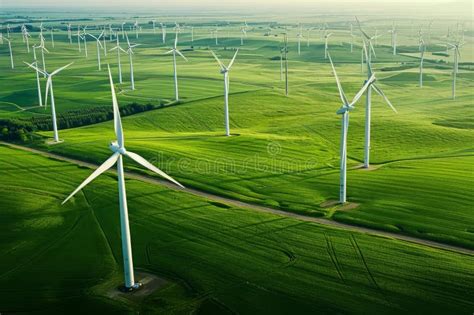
[152,19,156,34]
[88,32,104,70]
[324,32,332,59]
[37,35,49,77]
[50,28,56,48]
[210,49,239,137]
[350,23,354,53]
[82,26,89,58]
[133,20,139,39]
[191,26,194,43]
[62,65,184,291]
[76,26,82,52]
[419,33,426,88]
[125,33,140,91]
[21,25,31,53]
[358,18,397,169]
[31,45,44,106]
[328,53,375,203]
[213,27,219,45]
[110,36,126,84]
[102,29,108,56]
[297,30,304,55]
[6,24,10,38]
[121,22,126,39]
[448,41,463,100]
[24,62,74,143]
[160,23,166,43]
[4,38,14,69]
[388,22,397,55]
[165,35,187,101]
[240,26,247,46]
[283,32,289,96]
[67,23,72,44]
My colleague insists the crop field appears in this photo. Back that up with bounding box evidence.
[0,7,473,314]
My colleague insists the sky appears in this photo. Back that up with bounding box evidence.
[2,0,472,16]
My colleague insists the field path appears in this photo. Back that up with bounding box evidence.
[2,141,474,256]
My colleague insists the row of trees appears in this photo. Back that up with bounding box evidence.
[0,102,159,142]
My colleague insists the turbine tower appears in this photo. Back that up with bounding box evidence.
[165,35,187,101]
[448,41,463,100]
[25,62,74,143]
[210,49,239,137]
[62,66,184,291]
[328,53,375,203]
[110,36,126,84]
[125,33,140,91]
[357,18,397,169]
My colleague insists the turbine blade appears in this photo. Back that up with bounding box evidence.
[373,84,397,113]
[328,53,349,105]
[50,62,74,76]
[24,61,47,76]
[210,50,225,69]
[62,153,119,204]
[175,49,188,61]
[107,65,124,147]
[350,73,376,106]
[125,151,184,188]
[227,49,239,70]
[45,77,52,107]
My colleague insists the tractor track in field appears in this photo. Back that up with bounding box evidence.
[2,141,474,257]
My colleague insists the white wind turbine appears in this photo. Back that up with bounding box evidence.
[350,23,355,53]
[25,61,74,143]
[240,26,247,46]
[165,35,187,101]
[419,33,426,88]
[191,26,194,43]
[31,44,44,106]
[388,22,397,55]
[102,28,108,56]
[121,22,126,39]
[210,49,239,137]
[50,27,57,48]
[133,20,139,39]
[110,36,126,84]
[152,19,156,34]
[21,25,31,53]
[125,33,140,90]
[160,23,167,43]
[6,24,10,38]
[67,23,72,44]
[324,32,332,59]
[283,32,289,96]
[82,26,89,58]
[358,19,397,169]
[4,38,14,69]
[448,41,463,100]
[62,65,184,291]
[328,53,375,203]
[76,26,82,52]
[37,35,49,77]
[296,28,304,55]
[88,32,104,70]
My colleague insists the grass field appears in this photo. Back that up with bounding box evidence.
[1,144,474,314]
[0,12,473,313]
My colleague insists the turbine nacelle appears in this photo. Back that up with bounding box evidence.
[336,105,354,115]
[109,141,126,154]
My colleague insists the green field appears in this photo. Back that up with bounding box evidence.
[1,145,474,314]
[0,11,473,314]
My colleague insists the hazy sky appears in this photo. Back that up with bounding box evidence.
[2,0,472,16]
